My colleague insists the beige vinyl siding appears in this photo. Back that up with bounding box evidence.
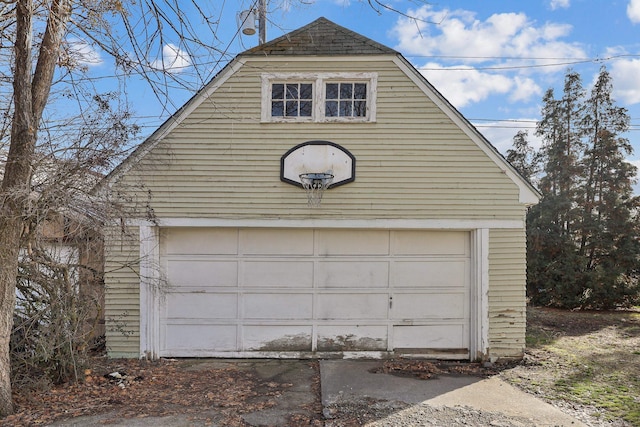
[104,226,141,357]
[114,57,523,220]
[488,228,527,360]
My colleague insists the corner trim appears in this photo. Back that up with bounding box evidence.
[139,225,161,359]
[470,228,490,360]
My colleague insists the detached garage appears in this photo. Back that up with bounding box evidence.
[102,18,538,362]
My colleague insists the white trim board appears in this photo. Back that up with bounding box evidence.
[130,218,525,229]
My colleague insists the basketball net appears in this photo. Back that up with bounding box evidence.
[300,173,333,207]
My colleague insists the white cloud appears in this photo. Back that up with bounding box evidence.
[609,58,640,104]
[391,5,584,108]
[151,44,191,73]
[391,6,584,62]
[417,65,541,109]
[419,63,513,108]
[510,77,543,103]
[392,8,530,60]
[628,0,640,23]
[549,0,570,10]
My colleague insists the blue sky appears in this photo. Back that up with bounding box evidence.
[83,0,640,180]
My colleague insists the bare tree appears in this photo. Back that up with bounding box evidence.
[0,0,73,415]
[0,0,426,414]
[11,92,138,390]
[0,0,241,415]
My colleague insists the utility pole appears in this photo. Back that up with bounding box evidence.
[258,0,266,44]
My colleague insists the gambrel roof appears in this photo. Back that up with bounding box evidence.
[101,17,539,204]
[244,17,396,56]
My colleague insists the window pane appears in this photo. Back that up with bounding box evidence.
[340,83,353,99]
[326,101,338,117]
[272,101,284,117]
[354,101,367,117]
[300,84,312,99]
[285,100,298,116]
[300,101,312,116]
[270,81,315,118]
[326,83,339,99]
[354,83,367,100]
[339,100,352,116]
[286,84,299,99]
[272,84,284,100]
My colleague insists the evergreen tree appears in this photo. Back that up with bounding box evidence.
[577,66,640,308]
[524,67,640,309]
[506,130,540,184]
[528,73,586,307]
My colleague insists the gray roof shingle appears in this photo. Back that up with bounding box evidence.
[243,17,397,56]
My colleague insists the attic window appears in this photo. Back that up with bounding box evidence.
[262,73,377,123]
[271,83,313,118]
[325,82,368,118]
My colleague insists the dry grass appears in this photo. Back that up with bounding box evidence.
[502,306,640,426]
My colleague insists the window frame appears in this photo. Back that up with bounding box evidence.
[270,81,314,119]
[324,81,369,119]
[261,72,377,123]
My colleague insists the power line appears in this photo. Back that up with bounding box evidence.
[417,59,600,71]
[408,53,640,71]
[406,53,640,61]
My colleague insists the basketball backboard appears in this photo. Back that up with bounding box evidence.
[280,141,355,188]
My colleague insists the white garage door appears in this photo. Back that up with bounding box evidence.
[158,228,470,357]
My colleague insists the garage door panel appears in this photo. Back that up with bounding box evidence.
[166,260,237,287]
[316,230,389,255]
[393,324,466,349]
[391,230,468,256]
[163,324,237,352]
[240,229,314,255]
[391,260,468,288]
[317,261,389,288]
[392,293,465,319]
[317,325,387,351]
[243,261,314,288]
[243,326,312,351]
[317,293,388,319]
[243,293,312,319]
[162,228,238,255]
[165,292,237,319]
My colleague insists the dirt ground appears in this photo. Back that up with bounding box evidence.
[501,306,640,426]
[2,306,638,426]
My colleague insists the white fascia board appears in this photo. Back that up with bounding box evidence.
[103,58,247,188]
[392,56,540,206]
[130,217,525,229]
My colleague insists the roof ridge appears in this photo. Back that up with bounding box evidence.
[243,17,397,56]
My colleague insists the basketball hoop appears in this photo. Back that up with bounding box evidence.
[299,173,334,207]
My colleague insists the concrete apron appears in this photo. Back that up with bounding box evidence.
[51,359,587,426]
[321,360,587,427]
